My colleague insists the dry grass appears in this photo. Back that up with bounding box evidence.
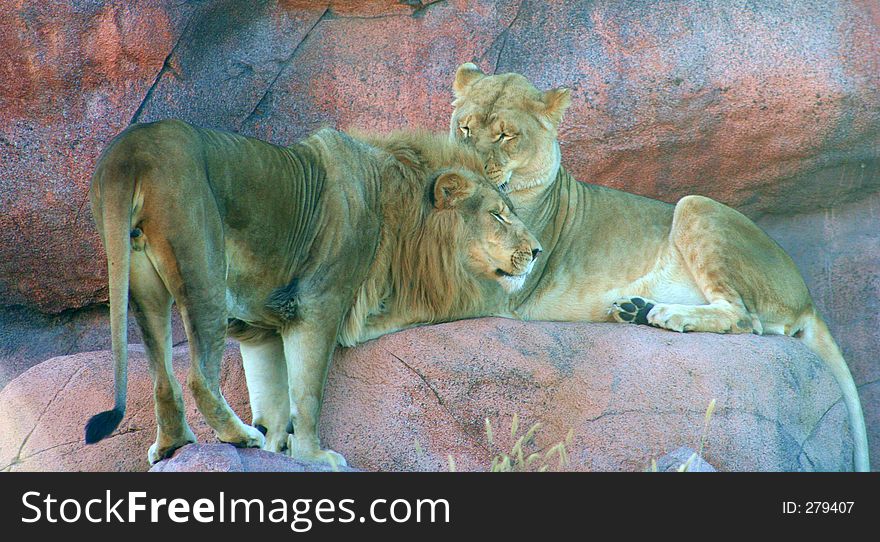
[446,413,573,472]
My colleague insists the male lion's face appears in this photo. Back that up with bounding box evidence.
[432,170,542,293]
[449,63,571,194]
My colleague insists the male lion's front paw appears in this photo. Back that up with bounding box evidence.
[611,297,655,325]
[286,435,348,470]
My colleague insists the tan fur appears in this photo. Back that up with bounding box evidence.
[450,63,869,471]
[88,120,541,465]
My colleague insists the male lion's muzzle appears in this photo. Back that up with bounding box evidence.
[511,248,535,273]
[496,239,542,293]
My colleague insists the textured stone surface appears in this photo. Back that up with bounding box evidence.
[0,320,855,472]
[499,0,880,215]
[0,304,187,390]
[149,443,356,472]
[0,0,193,312]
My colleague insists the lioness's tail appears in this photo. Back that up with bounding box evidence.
[799,312,869,471]
[84,156,139,444]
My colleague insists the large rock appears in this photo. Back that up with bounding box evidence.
[497,0,880,215]
[0,320,855,472]
[2,0,878,312]
[149,443,357,473]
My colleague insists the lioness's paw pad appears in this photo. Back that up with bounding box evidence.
[611,297,654,325]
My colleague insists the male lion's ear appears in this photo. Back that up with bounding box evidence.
[542,87,572,126]
[433,171,473,209]
[453,62,485,97]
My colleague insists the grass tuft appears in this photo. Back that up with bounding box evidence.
[483,415,569,472]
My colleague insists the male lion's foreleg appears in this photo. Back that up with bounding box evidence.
[281,322,347,468]
[129,250,195,464]
[240,335,295,453]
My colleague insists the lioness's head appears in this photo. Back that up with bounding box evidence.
[449,63,571,195]
[430,169,542,293]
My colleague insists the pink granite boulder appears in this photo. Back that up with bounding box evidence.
[0,320,856,472]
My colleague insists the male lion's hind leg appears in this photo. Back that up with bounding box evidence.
[611,296,757,334]
[153,234,265,452]
[184,324,265,450]
[129,250,197,465]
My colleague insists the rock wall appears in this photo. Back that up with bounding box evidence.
[2,0,878,312]
[1,1,878,467]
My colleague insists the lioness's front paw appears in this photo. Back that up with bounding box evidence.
[611,297,654,325]
[646,304,693,332]
[148,427,197,465]
[286,435,348,470]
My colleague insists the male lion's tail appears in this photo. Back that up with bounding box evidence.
[799,312,870,471]
[84,153,139,444]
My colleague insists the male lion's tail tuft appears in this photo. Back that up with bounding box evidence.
[799,312,870,472]
[85,408,124,444]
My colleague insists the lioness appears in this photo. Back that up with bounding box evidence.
[86,119,541,466]
[449,63,869,471]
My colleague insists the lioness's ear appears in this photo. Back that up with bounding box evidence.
[453,62,485,97]
[433,171,473,209]
[542,87,572,126]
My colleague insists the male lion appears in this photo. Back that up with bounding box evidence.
[448,63,869,471]
[85,119,541,466]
